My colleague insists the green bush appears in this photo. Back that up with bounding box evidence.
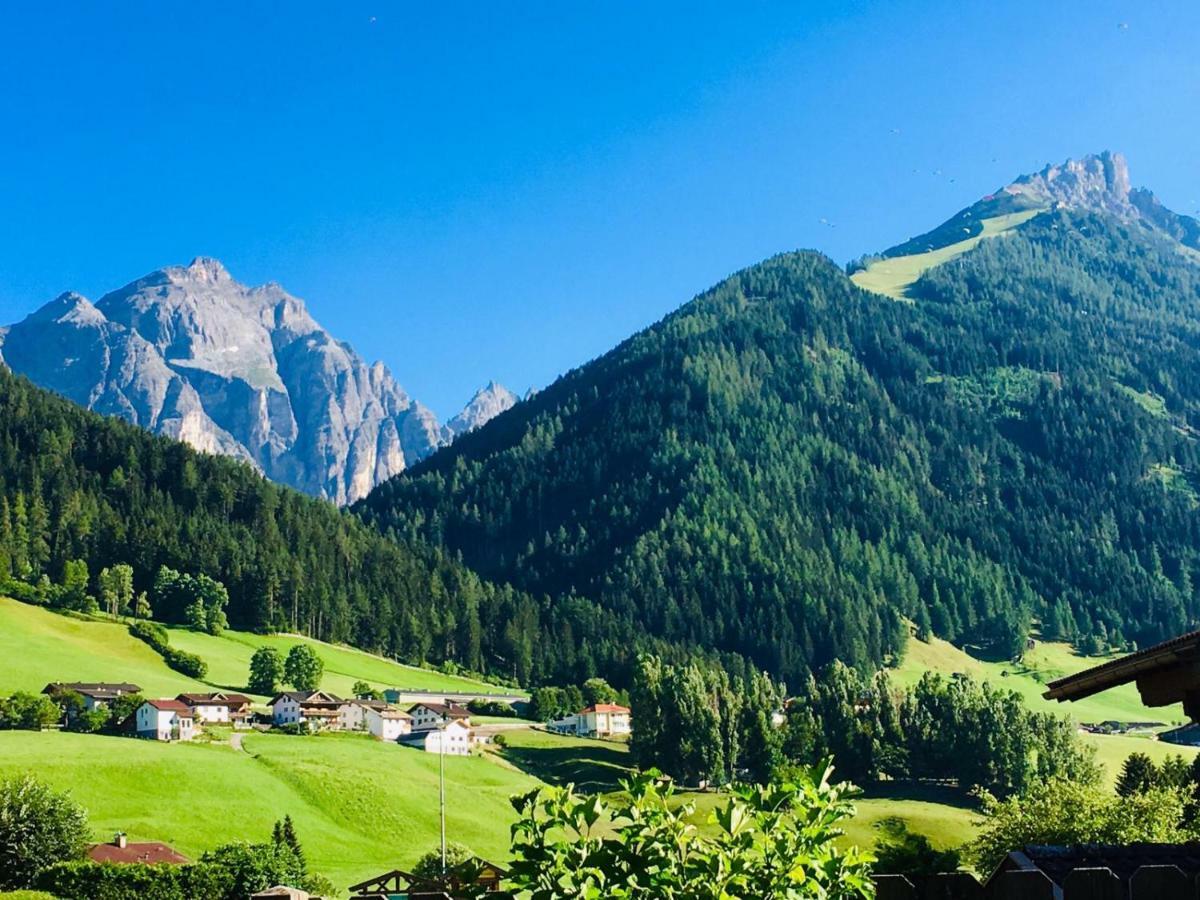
[127,622,208,679]
[34,860,229,900]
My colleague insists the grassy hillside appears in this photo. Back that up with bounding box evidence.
[0,597,211,697]
[165,626,508,698]
[0,730,536,889]
[0,596,508,701]
[850,209,1042,299]
[893,631,1186,726]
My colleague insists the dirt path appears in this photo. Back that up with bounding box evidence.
[230,732,245,752]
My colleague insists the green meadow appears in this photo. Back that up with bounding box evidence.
[0,729,535,888]
[0,595,508,702]
[850,210,1043,300]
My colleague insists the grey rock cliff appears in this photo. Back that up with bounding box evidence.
[1,258,449,504]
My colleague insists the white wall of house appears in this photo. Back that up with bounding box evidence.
[548,715,579,735]
[422,721,471,755]
[366,707,412,741]
[272,696,301,725]
[580,709,631,737]
[191,703,230,724]
[135,704,194,742]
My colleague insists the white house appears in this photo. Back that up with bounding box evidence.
[401,719,472,755]
[269,691,344,728]
[339,698,390,731]
[176,692,252,725]
[577,704,631,737]
[365,705,413,741]
[135,699,195,742]
[408,702,471,732]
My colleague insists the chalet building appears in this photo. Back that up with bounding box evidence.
[340,697,390,731]
[549,704,631,738]
[269,690,345,728]
[87,832,189,865]
[400,718,472,755]
[408,701,472,732]
[42,682,142,713]
[349,858,506,897]
[135,699,195,742]
[1045,628,1200,719]
[176,691,252,725]
[366,705,413,741]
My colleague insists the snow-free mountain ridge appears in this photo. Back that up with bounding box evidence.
[0,258,516,504]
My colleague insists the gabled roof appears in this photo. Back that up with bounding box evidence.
[43,682,141,698]
[996,842,1200,887]
[1044,629,1200,703]
[580,703,630,714]
[143,698,192,713]
[269,690,344,705]
[88,840,189,865]
[176,692,252,706]
[409,701,470,718]
[373,708,412,719]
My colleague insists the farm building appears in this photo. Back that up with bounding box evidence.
[269,690,345,728]
[409,701,471,732]
[135,699,195,742]
[400,718,472,755]
[88,833,189,865]
[176,691,252,725]
[42,682,142,713]
[366,705,413,741]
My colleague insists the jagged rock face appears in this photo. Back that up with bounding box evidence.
[1004,151,1200,249]
[1,258,448,504]
[1007,150,1134,214]
[447,381,519,437]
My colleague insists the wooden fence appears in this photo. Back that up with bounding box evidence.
[874,866,1199,898]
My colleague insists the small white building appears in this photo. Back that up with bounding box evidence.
[339,698,390,731]
[401,719,472,755]
[135,699,195,742]
[366,705,413,741]
[547,714,579,734]
[408,701,471,732]
[578,704,631,737]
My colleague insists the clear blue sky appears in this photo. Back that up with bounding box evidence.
[2,2,1198,418]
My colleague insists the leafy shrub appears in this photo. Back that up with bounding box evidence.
[467,699,517,718]
[0,776,89,890]
[127,621,208,679]
[34,860,229,900]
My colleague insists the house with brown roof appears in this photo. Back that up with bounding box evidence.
[135,699,195,742]
[408,701,471,732]
[549,704,631,738]
[42,682,142,713]
[176,691,252,725]
[87,832,189,865]
[269,690,345,729]
[1044,628,1200,719]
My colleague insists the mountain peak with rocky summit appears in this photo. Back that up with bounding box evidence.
[447,381,520,437]
[1,259,450,504]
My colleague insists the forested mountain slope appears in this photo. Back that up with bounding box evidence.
[358,158,1200,687]
[0,367,621,684]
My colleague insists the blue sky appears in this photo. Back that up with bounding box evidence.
[2,1,1198,418]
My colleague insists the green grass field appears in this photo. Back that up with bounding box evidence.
[893,630,1186,726]
[0,729,538,888]
[0,595,509,702]
[850,210,1044,300]
[165,625,507,699]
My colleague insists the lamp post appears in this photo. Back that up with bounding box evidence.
[439,717,447,879]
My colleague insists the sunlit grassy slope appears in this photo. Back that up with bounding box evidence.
[892,631,1186,726]
[0,730,536,888]
[166,625,503,698]
[851,209,1044,300]
[0,595,508,701]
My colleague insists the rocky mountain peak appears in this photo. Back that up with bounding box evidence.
[447,381,520,437]
[1006,151,1134,216]
[2,260,452,504]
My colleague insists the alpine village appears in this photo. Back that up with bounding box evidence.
[5,7,1200,900]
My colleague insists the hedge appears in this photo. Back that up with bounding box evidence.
[127,621,208,679]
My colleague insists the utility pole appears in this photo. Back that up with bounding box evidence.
[439,718,447,879]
